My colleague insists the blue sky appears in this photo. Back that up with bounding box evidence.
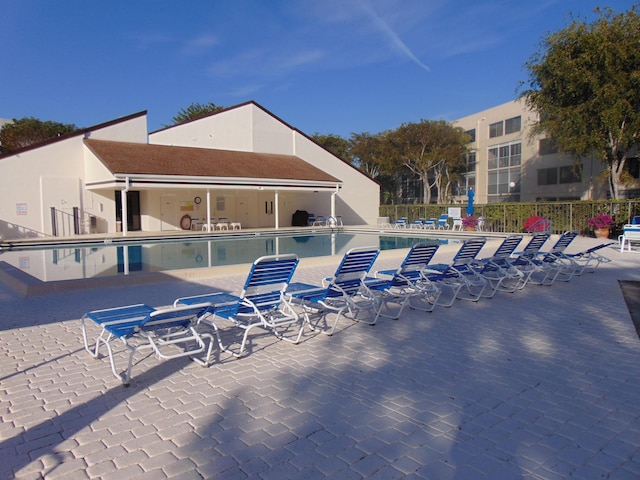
[1,0,635,138]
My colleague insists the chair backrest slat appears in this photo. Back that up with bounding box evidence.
[549,231,578,254]
[490,235,523,259]
[402,244,439,269]
[334,248,379,279]
[240,254,299,313]
[521,233,550,256]
[452,238,486,265]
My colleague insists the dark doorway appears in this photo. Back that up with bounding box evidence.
[115,190,141,231]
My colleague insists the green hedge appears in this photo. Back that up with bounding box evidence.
[379,200,640,236]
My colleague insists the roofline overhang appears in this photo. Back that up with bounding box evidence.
[86,174,342,191]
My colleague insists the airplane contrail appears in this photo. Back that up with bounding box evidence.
[358,0,430,73]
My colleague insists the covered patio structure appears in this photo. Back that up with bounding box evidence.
[84,139,343,235]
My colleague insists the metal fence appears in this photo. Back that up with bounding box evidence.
[379,200,640,236]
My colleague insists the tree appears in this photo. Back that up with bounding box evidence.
[311,133,351,163]
[521,5,640,199]
[171,102,224,125]
[348,132,396,179]
[0,117,77,154]
[386,120,470,204]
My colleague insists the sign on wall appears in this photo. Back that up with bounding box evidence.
[16,203,27,215]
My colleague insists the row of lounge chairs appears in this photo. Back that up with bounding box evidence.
[394,215,450,229]
[394,214,486,231]
[81,232,614,385]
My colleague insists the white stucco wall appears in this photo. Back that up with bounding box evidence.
[0,137,84,236]
[149,102,380,226]
[0,113,149,238]
[292,131,379,225]
[149,106,254,151]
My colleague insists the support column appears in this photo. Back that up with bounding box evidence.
[121,178,129,236]
[274,191,279,230]
[206,189,212,232]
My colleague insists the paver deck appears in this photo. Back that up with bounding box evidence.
[1,235,640,479]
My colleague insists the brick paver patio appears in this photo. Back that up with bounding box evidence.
[1,236,640,479]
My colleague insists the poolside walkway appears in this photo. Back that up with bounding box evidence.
[1,235,640,479]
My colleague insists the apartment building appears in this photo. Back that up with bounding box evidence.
[453,99,611,203]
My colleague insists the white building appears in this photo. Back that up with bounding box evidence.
[453,99,613,204]
[0,101,379,239]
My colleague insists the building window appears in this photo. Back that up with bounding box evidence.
[505,116,521,134]
[488,142,521,199]
[538,166,581,185]
[539,138,559,155]
[559,166,581,184]
[465,129,476,143]
[489,121,503,138]
[466,151,477,173]
[538,168,559,185]
[463,151,477,194]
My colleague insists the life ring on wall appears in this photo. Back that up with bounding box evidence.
[180,214,192,230]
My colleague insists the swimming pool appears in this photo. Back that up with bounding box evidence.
[0,231,462,283]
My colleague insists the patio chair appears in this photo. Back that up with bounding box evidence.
[423,218,437,229]
[471,235,524,295]
[286,246,380,336]
[436,214,450,229]
[451,218,463,231]
[394,217,408,228]
[423,237,488,306]
[307,213,316,226]
[504,233,551,289]
[81,302,214,385]
[559,242,614,274]
[410,218,426,229]
[313,215,327,226]
[528,230,579,285]
[620,224,640,252]
[215,217,229,230]
[368,244,441,321]
[174,254,302,358]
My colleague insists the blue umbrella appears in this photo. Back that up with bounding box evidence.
[466,187,475,216]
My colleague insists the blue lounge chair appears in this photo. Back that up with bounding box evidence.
[174,254,301,358]
[368,244,441,321]
[561,242,614,274]
[504,233,551,289]
[528,231,579,285]
[286,246,380,335]
[394,217,408,228]
[470,235,524,295]
[409,218,426,229]
[82,302,213,385]
[436,214,450,229]
[424,237,488,306]
[307,213,316,226]
[423,218,437,229]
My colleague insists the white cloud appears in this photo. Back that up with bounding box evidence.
[183,34,219,55]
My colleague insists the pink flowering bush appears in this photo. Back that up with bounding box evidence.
[462,215,478,228]
[588,213,615,229]
[523,215,547,232]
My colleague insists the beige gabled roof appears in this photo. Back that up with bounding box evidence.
[84,139,341,188]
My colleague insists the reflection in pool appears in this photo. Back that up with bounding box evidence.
[1,231,460,282]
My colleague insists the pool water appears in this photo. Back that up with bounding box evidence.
[0,231,459,282]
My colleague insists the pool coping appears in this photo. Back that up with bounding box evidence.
[0,227,506,296]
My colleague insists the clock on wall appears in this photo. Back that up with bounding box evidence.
[194,196,202,204]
